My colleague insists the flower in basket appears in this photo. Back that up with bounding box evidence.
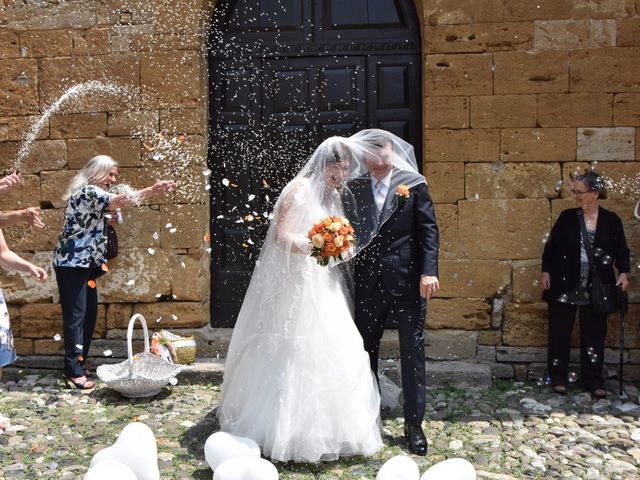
[307,215,355,267]
[396,184,411,205]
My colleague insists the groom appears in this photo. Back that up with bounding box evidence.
[348,130,439,456]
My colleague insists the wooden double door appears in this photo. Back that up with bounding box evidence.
[208,0,422,326]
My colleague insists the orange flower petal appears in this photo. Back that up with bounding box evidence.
[204,233,211,242]
[88,280,96,289]
[101,264,109,272]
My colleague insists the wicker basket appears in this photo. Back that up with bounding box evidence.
[161,330,197,365]
[97,314,183,398]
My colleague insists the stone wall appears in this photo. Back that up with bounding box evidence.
[0,0,639,380]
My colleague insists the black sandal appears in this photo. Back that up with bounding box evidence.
[64,376,95,390]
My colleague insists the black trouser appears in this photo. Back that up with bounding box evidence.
[355,279,426,425]
[547,300,607,391]
[55,267,98,378]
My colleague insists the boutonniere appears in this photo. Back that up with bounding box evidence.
[395,184,410,205]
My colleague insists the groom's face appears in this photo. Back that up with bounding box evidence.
[364,143,393,180]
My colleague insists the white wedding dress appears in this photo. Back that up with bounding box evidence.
[217,177,382,463]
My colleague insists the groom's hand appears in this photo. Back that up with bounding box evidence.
[420,275,439,299]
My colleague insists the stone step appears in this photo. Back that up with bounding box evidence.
[8,356,492,388]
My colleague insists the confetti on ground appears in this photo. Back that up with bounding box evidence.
[126,279,135,286]
[148,248,156,255]
[103,350,112,357]
[53,334,61,342]
[170,227,177,233]
[153,232,159,240]
[171,314,177,320]
[165,223,173,228]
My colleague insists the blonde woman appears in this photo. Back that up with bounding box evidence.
[53,155,176,389]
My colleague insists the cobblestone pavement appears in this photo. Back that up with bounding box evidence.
[1,371,640,479]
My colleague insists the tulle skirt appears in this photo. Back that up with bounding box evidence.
[218,258,382,462]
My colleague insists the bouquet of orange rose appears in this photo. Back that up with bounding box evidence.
[307,215,356,266]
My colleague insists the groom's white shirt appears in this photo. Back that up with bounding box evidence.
[370,169,393,212]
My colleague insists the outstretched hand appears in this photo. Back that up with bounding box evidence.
[0,173,21,193]
[21,207,45,229]
[420,275,439,299]
[29,265,48,282]
[152,180,177,195]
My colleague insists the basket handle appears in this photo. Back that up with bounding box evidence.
[127,314,150,376]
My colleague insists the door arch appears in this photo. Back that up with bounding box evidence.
[208,0,422,326]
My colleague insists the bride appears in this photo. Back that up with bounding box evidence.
[217,137,383,463]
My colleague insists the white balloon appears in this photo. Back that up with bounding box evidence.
[204,431,260,471]
[420,458,476,480]
[376,455,419,480]
[212,457,278,480]
[90,422,159,480]
[84,460,138,480]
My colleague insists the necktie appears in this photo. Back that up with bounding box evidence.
[374,180,386,212]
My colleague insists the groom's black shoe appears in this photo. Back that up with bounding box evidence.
[404,423,428,456]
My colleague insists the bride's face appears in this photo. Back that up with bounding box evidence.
[325,159,350,189]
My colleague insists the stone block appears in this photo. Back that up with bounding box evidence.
[154,0,204,37]
[131,33,201,52]
[538,93,613,127]
[425,129,499,162]
[438,259,511,297]
[6,1,97,30]
[425,54,493,96]
[534,20,616,50]
[425,361,492,388]
[423,162,464,203]
[458,199,550,259]
[20,304,106,339]
[478,330,502,345]
[109,24,154,53]
[614,94,640,126]
[14,338,33,356]
[40,170,76,208]
[425,96,469,129]
[425,330,478,360]
[174,164,208,205]
[159,204,208,249]
[513,260,543,303]
[39,54,140,113]
[630,349,640,364]
[68,137,141,168]
[501,128,576,162]
[19,30,73,57]
[607,305,640,348]
[503,0,571,20]
[570,48,640,93]
[595,162,640,200]
[428,298,491,330]
[18,139,67,174]
[96,0,156,25]
[0,123,7,142]
[33,339,65,355]
[572,0,636,19]
[1,115,48,142]
[0,31,19,58]
[434,204,462,259]
[2,209,63,252]
[115,206,160,248]
[577,127,635,161]
[50,113,107,139]
[171,251,209,301]
[133,302,209,329]
[502,303,548,347]
[494,51,569,94]
[423,0,474,25]
[140,51,203,109]
[470,95,536,128]
[465,162,560,199]
[0,252,57,304]
[0,59,38,116]
[477,345,496,362]
[72,28,111,55]
[108,110,159,137]
[425,22,533,54]
[98,248,172,302]
[496,346,548,362]
[159,108,205,135]
[618,18,640,46]
[105,303,134,330]
[0,142,18,172]
[0,174,39,210]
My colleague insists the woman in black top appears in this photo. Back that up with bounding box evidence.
[541,171,630,398]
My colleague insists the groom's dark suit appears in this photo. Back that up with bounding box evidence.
[346,168,439,427]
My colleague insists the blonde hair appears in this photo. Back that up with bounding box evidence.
[63,155,117,201]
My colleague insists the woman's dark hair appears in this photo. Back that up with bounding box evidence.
[324,142,351,167]
[575,171,607,199]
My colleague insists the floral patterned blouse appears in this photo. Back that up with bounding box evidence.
[52,185,113,269]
